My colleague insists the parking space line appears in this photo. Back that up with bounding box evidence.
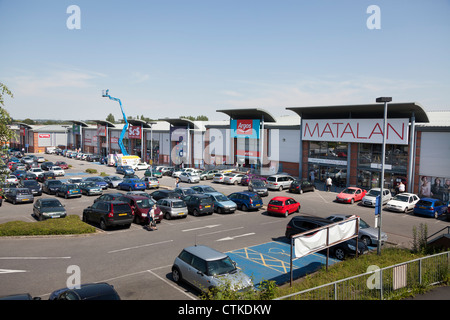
[146,269,197,300]
[107,240,173,254]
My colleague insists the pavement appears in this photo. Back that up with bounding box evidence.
[409,285,450,300]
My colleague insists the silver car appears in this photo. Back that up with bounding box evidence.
[102,175,123,188]
[266,174,295,191]
[223,173,245,185]
[179,172,200,184]
[361,188,392,207]
[326,214,388,246]
[156,198,187,220]
[204,192,237,214]
[172,245,253,293]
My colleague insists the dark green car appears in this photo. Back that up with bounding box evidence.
[79,181,103,196]
[33,198,67,221]
[144,168,162,178]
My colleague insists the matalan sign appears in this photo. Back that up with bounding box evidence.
[302,118,409,145]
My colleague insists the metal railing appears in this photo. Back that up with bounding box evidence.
[275,251,449,300]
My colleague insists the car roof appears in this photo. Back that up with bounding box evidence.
[289,215,332,224]
[270,196,291,201]
[66,283,119,300]
[183,245,228,261]
[122,194,148,200]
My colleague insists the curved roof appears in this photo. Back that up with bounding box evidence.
[287,102,429,123]
[12,122,33,129]
[127,119,155,128]
[90,120,116,128]
[70,120,89,127]
[158,117,198,129]
[216,108,277,122]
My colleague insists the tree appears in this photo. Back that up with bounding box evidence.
[106,113,115,123]
[0,82,15,145]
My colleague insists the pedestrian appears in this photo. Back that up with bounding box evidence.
[146,205,157,231]
[398,181,405,194]
[175,177,180,188]
[326,176,332,192]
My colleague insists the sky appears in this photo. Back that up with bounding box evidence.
[1,0,449,122]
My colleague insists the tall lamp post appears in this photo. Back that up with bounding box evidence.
[376,96,392,255]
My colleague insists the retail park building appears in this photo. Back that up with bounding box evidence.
[9,103,450,200]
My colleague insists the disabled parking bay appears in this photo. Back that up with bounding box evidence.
[227,241,339,286]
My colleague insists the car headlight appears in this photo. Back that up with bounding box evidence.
[348,244,356,251]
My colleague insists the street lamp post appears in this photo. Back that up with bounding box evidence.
[376,96,392,255]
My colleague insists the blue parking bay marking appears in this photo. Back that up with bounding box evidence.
[227,241,339,285]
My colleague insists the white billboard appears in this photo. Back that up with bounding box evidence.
[302,118,409,145]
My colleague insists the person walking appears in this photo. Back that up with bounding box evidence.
[326,176,332,192]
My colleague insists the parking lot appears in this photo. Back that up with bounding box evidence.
[1,153,449,299]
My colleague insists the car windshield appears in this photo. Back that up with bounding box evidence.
[367,190,381,196]
[23,181,38,186]
[42,200,63,207]
[392,195,409,202]
[110,176,121,181]
[136,199,155,208]
[417,200,433,206]
[268,200,283,206]
[359,219,370,229]
[267,177,276,182]
[17,189,31,195]
[342,188,356,194]
[66,184,78,189]
[251,180,265,187]
[84,182,97,187]
[171,201,185,208]
[201,186,216,192]
[48,181,62,186]
[214,194,228,202]
[207,256,236,276]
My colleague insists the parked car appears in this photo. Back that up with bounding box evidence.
[385,193,420,213]
[19,179,42,196]
[42,180,63,194]
[41,161,54,171]
[161,166,175,176]
[204,192,237,214]
[12,170,27,179]
[150,190,181,202]
[116,165,134,175]
[4,188,34,204]
[36,156,45,163]
[56,184,82,199]
[240,174,267,186]
[48,166,65,177]
[190,185,217,194]
[212,173,225,183]
[156,198,188,220]
[82,200,133,230]
[266,174,295,191]
[172,245,253,293]
[84,176,108,190]
[289,180,315,194]
[55,161,69,170]
[102,175,123,188]
[144,168,162,178]
[285,215,369,260]
[361,188,392,207]
[223,173,245,185]
[179,172,200,184]
[119,194,163,225]
[68,178,83,185]
[326,214,388,246]
[199,169,219,180]
[28,168,45,178]
[33,198,67,221]
[413,198,448,218]
[94,193,124,203]
[5,174,18,184]
[335,187,367,204]
[267,196,300,217]
[118,178,146,191]
[172,168,193,178]
[173,187,197,198]
[79,181,103,196]
[133,162,150,171]
[248,179,269,197]
[19,172,38,181]
[49,282,121,300]
[227,191,263,211]
[141,176,159,189]
[183,194,214,216]
[37,171,56,183]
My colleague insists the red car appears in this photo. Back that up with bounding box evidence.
[336,187,367,204]
[119,194,163,225]
[267,196,300,217]
[55,161,69,170]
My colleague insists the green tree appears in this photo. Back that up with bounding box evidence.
[106,113,115,123]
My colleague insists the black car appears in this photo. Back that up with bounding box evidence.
[183,194,214,216]
[49,283,120,300]
[4,188,34,204]
[150,189,181,201]
[289,180,316,194]
[37,171,56,183]
[285,215,368,260]
[42,180,63,195]
[19,180,42,196]
[33,198,67,221]
[82,200,133,230]
[248,179,269,197]
[41,161,54,171]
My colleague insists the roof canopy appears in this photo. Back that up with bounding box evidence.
[287,102,429,123]
[90,120,116,128]
[158,118,198,129]
[217,108,277,122]
[127,119,156,128]
[70,120,89,127]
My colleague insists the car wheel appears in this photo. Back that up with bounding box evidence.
[351,198,354,204]
[217,207,222,214]
[241,204,248,212]
[100,219,108,230]
[279,186,283,191]
[164,212,171,220]
[333,248,346,260]
[299,189,303,194]
[284,210,289,218]
[172,267,182,283]
[193,209,199,216]
[434,211,438,219]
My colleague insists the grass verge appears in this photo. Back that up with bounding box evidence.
[0,215,96,237]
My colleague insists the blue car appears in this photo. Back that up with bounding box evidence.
[84,176,108,190]
[204,192,237,214]
[413,198,448,218]
[118,178,146,191]
[116,165,135,175]
[227,191,263,211]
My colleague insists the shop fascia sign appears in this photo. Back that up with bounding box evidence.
[230,119,260,139]
[302,118,409,145]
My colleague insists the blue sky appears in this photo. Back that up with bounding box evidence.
[1,0,449,122]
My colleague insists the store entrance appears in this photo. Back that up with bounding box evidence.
[358,170,407,194]
[309,164,347,187]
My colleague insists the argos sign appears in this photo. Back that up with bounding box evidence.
[231,119,260,139]
[302,118,409,145]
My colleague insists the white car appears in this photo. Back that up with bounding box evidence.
[37,156,45,163]
[361,188,392,207]
[134,162,150,171]
[5,175,18,184]
[385,193,420,212]
[172,168,194,178]
[49,166,65,177]
[28,168,45,177]
[179,172,200,183]
[223,173,245,185]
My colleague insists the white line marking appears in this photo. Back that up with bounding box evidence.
[107,240,173,254]
[216,233,255,241]
[182,224,221,232]
[198,226,244,237]
[0,256,71,260]
[146,269,197,300]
